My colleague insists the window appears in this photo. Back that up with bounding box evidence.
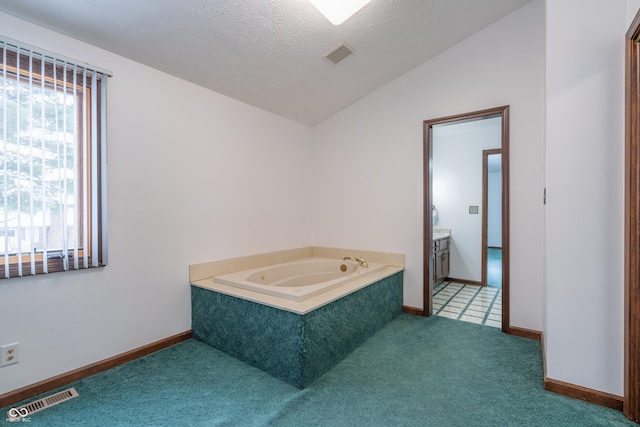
[0,37,110,278]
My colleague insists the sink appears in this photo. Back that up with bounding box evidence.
[433,232,449,240]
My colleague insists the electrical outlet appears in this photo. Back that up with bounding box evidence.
[1,342,19,367]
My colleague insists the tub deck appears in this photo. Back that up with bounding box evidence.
[191,265,402,315]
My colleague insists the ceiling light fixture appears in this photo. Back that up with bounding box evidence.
[308,0,372,25]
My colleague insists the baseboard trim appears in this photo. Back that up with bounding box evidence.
[544,377,623,411]
[402,305,424,316]
[509,326,542,341]
[0,330,192,409]
[446,277,483,286]
[539,331,623,411]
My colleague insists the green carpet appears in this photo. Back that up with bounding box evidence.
[2,315,633,426]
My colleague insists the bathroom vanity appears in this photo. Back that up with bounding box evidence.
[433,231,450,284]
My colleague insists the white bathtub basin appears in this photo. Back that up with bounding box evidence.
[213,257,386,302]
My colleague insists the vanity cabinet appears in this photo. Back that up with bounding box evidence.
[433,237,450,284]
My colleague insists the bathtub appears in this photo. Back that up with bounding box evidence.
[213,257,386,302]
[191,248,404,388]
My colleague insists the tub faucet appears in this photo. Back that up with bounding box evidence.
[343,256,369,268]
[355,257,369,268]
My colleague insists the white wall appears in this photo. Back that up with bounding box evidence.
[0,12,313,394]
[488,170,502,248]
[432,118,501,282]
[311,0,545,328]
[544,0,628,397]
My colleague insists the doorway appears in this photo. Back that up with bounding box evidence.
[483,149,502,288]
[423,106,510,333]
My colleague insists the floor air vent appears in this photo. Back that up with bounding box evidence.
[7,387,79,420]
[324,43,355,64]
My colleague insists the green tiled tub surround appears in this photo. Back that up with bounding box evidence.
[191,272,403,388]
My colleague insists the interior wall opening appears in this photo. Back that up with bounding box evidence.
[423,106,510,333]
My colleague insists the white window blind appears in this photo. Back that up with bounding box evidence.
[0,37,111,278]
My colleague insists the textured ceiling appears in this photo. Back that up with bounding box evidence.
[0,0,532,126]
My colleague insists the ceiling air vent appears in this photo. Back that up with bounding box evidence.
[324,43,355,64]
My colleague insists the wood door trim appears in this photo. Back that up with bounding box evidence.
[482,148,502,288]
[423,105,510,334]
[625,8,640,422]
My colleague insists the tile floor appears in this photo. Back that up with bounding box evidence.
[433,281,502,328]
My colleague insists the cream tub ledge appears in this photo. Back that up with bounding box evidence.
[191,265,403,315]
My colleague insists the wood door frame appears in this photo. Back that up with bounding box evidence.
[482,149,502,288]
[625,9,640,422]
[423,106,510,333]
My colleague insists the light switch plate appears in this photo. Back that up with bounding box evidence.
[469,206,479,214]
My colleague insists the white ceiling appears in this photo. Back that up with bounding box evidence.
[0,0,532,126]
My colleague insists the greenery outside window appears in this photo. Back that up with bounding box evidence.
[0,38,110,278]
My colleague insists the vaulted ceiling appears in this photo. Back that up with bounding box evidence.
[0,0,532,126]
